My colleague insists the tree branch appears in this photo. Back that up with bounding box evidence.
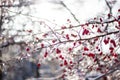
[36,30,119,50]
[60,1,80,24]
[104,0,113,31]
[0,37,26,48]
[94,61,120,80]
[0,1,33,7]
[0,4,22,7]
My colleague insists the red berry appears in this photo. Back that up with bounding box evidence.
[52,40,56,43]
[69,61,73,64]
[44,51,48,57]
[37,63,41,67]
[41,43,44,48]
[88,53,95,59]
[103,39,109,44]
[100,18,103,22]
[110,39,116,47]
[84,47,89,51]
[108,13,111,18]
[61,26,67,29]
[60,64,63,67]
[27,30,32,33]
[97,28,102,33]
[66,34,69,40]
[68,48,72,52]
[64,60,68,66]
[59,55,64,59]
[82,29,89,35]
[56,48,61,54]
[99,52,103,55]
[71,34,77,37]
[118,9,120,12]
[26,48,30,51]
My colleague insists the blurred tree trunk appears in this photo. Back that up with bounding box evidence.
[0,1,3,79]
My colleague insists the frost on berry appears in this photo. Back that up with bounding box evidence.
[85,23,89,26]
[27,30,32,33]
[84,47,89,51]
[67,19,71,23]
[69,61,73,64]
[68,48,72,52]
[100,18,103,22]
[87,53,95,59]
[60,64,63,67]
[44,51,48,57]
[109,47,114,53]
[37,63,41,68]
[42,33,48,37]
[111,53,118,57]
[108,13,111,18]
[41,43,44,48]
[61,26,67,29]
[118,8,120,12]
[99,52,103,55]
[59,55,64,60]
[66,34,70,40]
[97,28,102,33]
[71,34,77,38]
[103,38,109,45]
[64,60,68,66]
[35,37,39,40]
[52,39,57,43]
[26,48,30,52]
[115,25,120,29]
[82,29,89,35]
[110,39,116,47]
[56,48,61,54]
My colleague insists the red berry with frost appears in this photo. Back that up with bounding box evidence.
[64,60,68,66]
[37,63,41,67]
[26,48,30,51]
[84,47,89,51]
[56,48,61,54]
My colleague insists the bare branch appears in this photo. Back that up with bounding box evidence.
[0,37,26,48]
[94,61,120,80]
[36,30,119,49]
[105,0,112,14]
[60,1,80,24]
[0,1,33,7]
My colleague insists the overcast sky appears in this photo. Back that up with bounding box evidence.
[31,0,119,25]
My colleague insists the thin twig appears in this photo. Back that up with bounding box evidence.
[60,1,80,24]
[94,61,120,80]
[104,0,112,31]
[36,30,119,49]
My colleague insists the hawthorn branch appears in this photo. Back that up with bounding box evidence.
[45,24,61,42]
[28,73,65,80]
[48,18,119,34]
[104,0,112,31]
[60,1,80,24]
[26,66,66,80]
[32,18,119,37]
[5,8,56,25]
[36,30,119,50]
[0,1,33,7]
[94,61,120,80]
[0,4,23,7]
[5,6,119,36]
[0,37,26,48]
[62,30,119,43]
[0,4,4,74]
[105,0,112,15]
[0,41,26,48]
